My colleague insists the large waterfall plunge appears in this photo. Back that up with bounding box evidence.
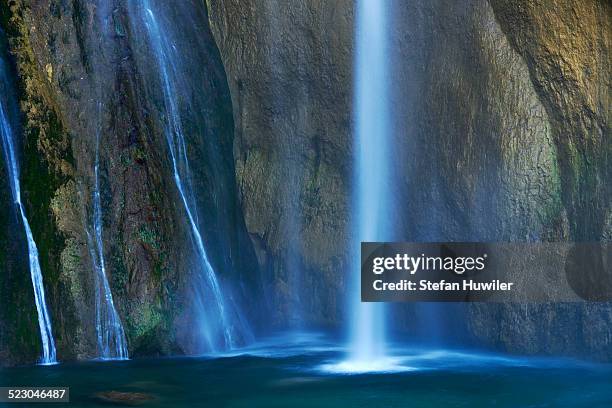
[0,53,57,365]
[86,111,128,360]
[348,0,391,370]
[129,1,250,351]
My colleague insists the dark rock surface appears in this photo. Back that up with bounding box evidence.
[0,0,609,365]
[207,0,354,328]
[0,30,39,364]
[0,0,258,365]
[208,0,610,358]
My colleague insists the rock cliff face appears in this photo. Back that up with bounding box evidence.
[471,0,611,360]
[207,0,354,328]
[0,0,258,365]
[0,0,609,365]
[489,0,610,242]
[0,33,37,362]
[207,0,610,357]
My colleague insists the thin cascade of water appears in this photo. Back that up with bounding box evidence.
[0,54,57,365]
[86,105,129,360]
[130,1,245,350]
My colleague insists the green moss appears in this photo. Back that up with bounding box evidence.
[49,180,79,230]
[1,0,80,362]
[131,146,147,164]
[112,9,126,38]
[152,252,168,282]
[110,241,129,298]
[127,302,162,339]
[59,238,84,300]
[532,137,565,234]
[137,225,160,251]
[119,150,132,167]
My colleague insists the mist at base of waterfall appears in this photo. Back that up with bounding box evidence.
[4,334,610,408]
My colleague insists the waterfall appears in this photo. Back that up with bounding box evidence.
[86,108,128,360]
[348,0,391,369]
[0,54,57,365]
[129,1,247,351]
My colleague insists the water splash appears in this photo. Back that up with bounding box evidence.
[129,1,248,351]
[0,54,57,365]
[347,0,391,368]
[319,347,585,375]
[86,106,128,360]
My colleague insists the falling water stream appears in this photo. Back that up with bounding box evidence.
[129,1,244,351]
[0,52,57,365]
[87,107,128,360]
[345,0,392,371]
